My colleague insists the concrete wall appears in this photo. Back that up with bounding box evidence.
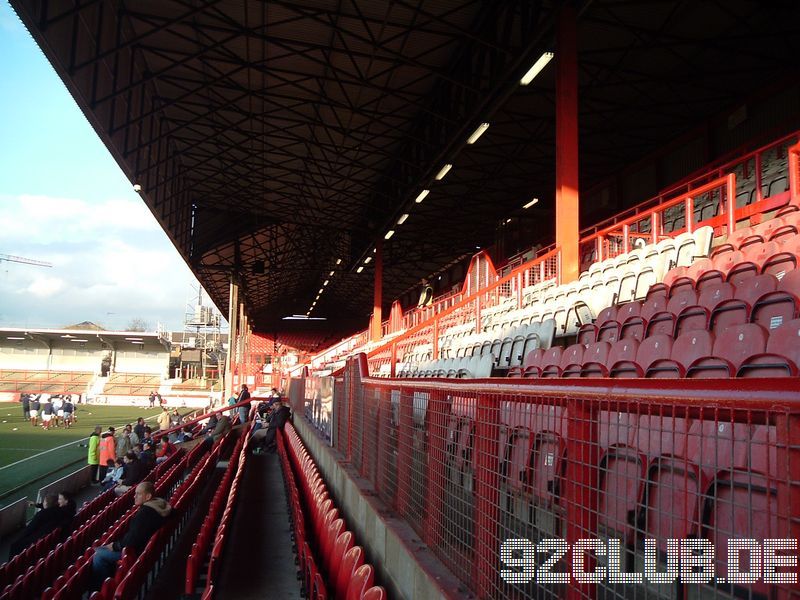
[294,418,463,600]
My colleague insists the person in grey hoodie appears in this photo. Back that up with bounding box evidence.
[91,481,172,588]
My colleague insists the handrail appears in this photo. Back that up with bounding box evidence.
[581,174,735,260]
[364,247,561,373]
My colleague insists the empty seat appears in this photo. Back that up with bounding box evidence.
[646,329,714,378]
[750,268,800,331]
[580,341,612,377]
[537,347,564,378]
[557,343,586,378]
[737,318,800,377]
[605,338,641,378]
[709,275,774,334]
[686,323,768,378]
[521,348,544,377]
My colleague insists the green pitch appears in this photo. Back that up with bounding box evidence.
[0,402,163,500]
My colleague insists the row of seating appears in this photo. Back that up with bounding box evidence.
[513,319,800,379]
[579,267,800,343]
[0,449,187,600]
[0,486,125,589]
[280,423,386,599]
[492,400,781,597]
[48,437,220,600]
[199,425,252,599]
[103,430,243,600]
[184,429,247,596]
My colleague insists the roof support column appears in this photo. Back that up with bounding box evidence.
[555,5,580,283]
[224,275,238,403]
[371,242,383,342]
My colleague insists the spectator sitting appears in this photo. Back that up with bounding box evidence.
[114,452,146,496]
[101,459,125,491]
[202,414,218,435]
[202,414,231,451]
[179,426,194,443]
[91,482,172,589]
[139,442,156,471]
[252,399,292,455]
[8,492,72,559]
[155,439,176,464]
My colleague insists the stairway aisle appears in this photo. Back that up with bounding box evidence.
[214,451,302,600]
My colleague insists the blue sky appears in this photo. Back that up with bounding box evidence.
[0,2,214,332]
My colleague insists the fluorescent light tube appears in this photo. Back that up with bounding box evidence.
[520,52,554,85]
[467,123,490,144]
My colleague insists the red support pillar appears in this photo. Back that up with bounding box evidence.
[555,5,580,283]
[371,242,383,342]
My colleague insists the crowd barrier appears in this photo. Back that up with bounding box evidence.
[324,354,800,600]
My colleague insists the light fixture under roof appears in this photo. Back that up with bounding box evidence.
[523,197,539,209]
[329,270,334,276]
[520,51,554,85]
[318,288,324,294]
[384,230,395,240]
[6,336,25,340]
[414,190,429,204]
[125,337,143,341]
[466,123,490,144]
[282,315,327,321]
[323,279,329,286]
[397,213,409,225]
[364,256,372,264]
[70,338,89,343]
[335,258,342,265]
[435,164,453,180]
[356,266,364,273]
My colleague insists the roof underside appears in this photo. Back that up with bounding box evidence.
[10,0,800,334]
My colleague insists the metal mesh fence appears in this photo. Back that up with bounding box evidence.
[328,360,800,600]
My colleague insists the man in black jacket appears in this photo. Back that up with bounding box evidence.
[253,400,292,454]
[92,481,171,587]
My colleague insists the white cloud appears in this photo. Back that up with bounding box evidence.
[23,275,65,298]
[0,193,200,331]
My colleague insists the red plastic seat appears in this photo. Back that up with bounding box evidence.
[346,564,375,600]
[329,531,355,583]
[576,323,597,344]
[336,547,365,600]
[674,303,709,336]
[646,329,713,378]
[750,268,800,331]
[538,346,564,378]
[662,266,688,295]
[362,587,388,600]
[686,323,767,378]
[726,257,759,287]
[711,249,745,276]
[640,294,667,322]
[558,343,586,378]
[737,318,800,377]
[761,243,799,278]
[605,338,641,378]
[322,519,346,575]
[579,341,612,377]
[595,306,618,328]
[522,348,545,377]
[596,319,621,343]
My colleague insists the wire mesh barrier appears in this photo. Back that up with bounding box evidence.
[318,356,800,600]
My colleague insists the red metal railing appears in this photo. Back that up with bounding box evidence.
[310,356,800,600]
[579,174,736,265]
[365,248,561,375]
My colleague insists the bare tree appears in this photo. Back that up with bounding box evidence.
[126,318,150,332]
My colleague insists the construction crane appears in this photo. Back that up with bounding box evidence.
[0,254,53,268]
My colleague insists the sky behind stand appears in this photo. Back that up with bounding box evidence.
[0,2,215,332]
